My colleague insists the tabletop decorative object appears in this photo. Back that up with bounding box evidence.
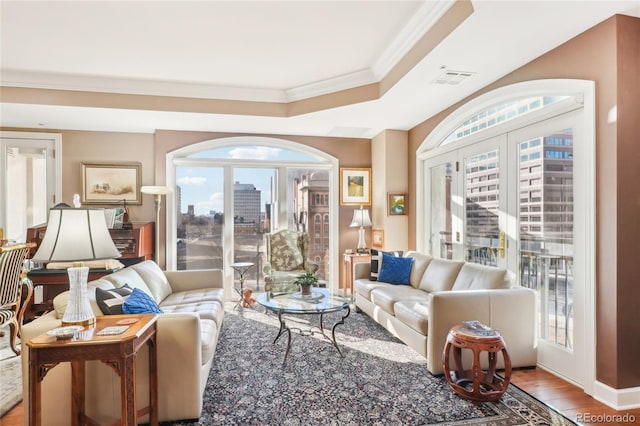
[293,271,318,296]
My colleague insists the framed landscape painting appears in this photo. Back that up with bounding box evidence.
[388,193,407,215]
[81,162,142,205]
[340,167,372,206]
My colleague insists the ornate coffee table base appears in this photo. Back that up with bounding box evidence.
[272,307,351,362]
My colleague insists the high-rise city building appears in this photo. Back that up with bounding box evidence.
[234,181,261,224]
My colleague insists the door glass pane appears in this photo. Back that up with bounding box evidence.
[288,169,330,280]
[430,162,454,259]
[6,146,48,242]
[464,149,500,266]
[518,129,574,349]
[176,166,223,270]
[233,168,275,290]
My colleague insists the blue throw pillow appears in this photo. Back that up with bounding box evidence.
[122,288,163,314]
[377,253,414,285]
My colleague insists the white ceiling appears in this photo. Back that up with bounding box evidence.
[1,0,639,138]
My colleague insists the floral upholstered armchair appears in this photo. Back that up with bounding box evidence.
[263,230,319,292]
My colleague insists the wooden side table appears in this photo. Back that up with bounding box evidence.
[443,324,512,402]
[27,314,158,426]
[342,253,371,295]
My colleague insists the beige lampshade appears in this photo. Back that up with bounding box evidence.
[33,208,121,262]
[141,186,172,195]
[350,206,372,228]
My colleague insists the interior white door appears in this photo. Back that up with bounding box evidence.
[0,132,59,242]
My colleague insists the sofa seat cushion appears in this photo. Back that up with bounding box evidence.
[451,263,508,290]
[161,287,225,305]
[394,300,430,335]
[200,319,219,365]
[160,300,224,326]
[370,285,428,316]
[354,279,387,300]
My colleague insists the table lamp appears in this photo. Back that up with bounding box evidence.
[140,186,172,263]
[33,208,121,326]
[350,205,372,254]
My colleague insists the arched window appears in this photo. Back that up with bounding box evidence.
[167,136,338,293]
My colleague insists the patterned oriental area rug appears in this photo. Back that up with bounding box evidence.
[165,304,576,426]
[0,333,22,417]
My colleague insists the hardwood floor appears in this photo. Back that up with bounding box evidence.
[3,368,639,425]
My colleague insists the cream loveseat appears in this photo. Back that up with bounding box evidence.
[20,260,224,425]
[354,251,537,375]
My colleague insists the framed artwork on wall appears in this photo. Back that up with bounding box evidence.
[339,167,372,206]
[81,162,142,205]
[372,228,384,249]
[388,193,407,215]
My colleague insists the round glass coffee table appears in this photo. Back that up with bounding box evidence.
[256,287,352,362]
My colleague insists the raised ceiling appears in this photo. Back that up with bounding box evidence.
[1,0,638,138]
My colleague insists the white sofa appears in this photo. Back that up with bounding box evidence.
[354,251,537,375]
[20,260,224,425]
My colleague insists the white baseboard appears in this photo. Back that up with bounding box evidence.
[593,380,640,410]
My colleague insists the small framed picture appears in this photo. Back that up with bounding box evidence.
[81,162,142,205]
[372,228,384,249]
[339,167,372,206]
[388,193,407,215]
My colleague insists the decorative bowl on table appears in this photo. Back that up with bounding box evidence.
[46,325,84,340]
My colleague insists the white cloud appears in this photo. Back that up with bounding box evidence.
[177,176,207,185]
[229,146,281,160]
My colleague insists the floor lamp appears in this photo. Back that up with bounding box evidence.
[141,186,171,263]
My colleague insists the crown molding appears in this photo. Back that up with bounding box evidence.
[0,69,288,103]
[372,0,456,80]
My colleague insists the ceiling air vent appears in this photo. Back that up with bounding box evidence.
[433,71,474,85]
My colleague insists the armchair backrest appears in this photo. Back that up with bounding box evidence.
[264,230,310,272]
[0,244,31,308]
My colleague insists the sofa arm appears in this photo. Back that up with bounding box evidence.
[164,269,223,292]
[354,261,371,280]
[427,287,536,375]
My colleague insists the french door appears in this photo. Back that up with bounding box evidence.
[424,110,584,385]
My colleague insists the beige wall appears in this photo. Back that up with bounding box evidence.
[407,15,640,390]
[372,129,408,251]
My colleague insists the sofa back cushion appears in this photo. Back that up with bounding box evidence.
[419,259,464,293]
[404,251,432,288]
[451,263,508,290]
[102,266,155,297]
[130,260,173,303]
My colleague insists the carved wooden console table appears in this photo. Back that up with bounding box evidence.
[27,314,158,426]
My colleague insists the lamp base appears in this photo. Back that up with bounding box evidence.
[61,266,97,327]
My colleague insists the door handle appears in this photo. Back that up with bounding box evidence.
[498,231,506,258]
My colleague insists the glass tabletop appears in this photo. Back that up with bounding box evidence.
[257,287,352,314]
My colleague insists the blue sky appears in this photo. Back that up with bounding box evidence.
[176,145,314,216]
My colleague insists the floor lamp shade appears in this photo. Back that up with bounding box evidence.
[33,208,121,326]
